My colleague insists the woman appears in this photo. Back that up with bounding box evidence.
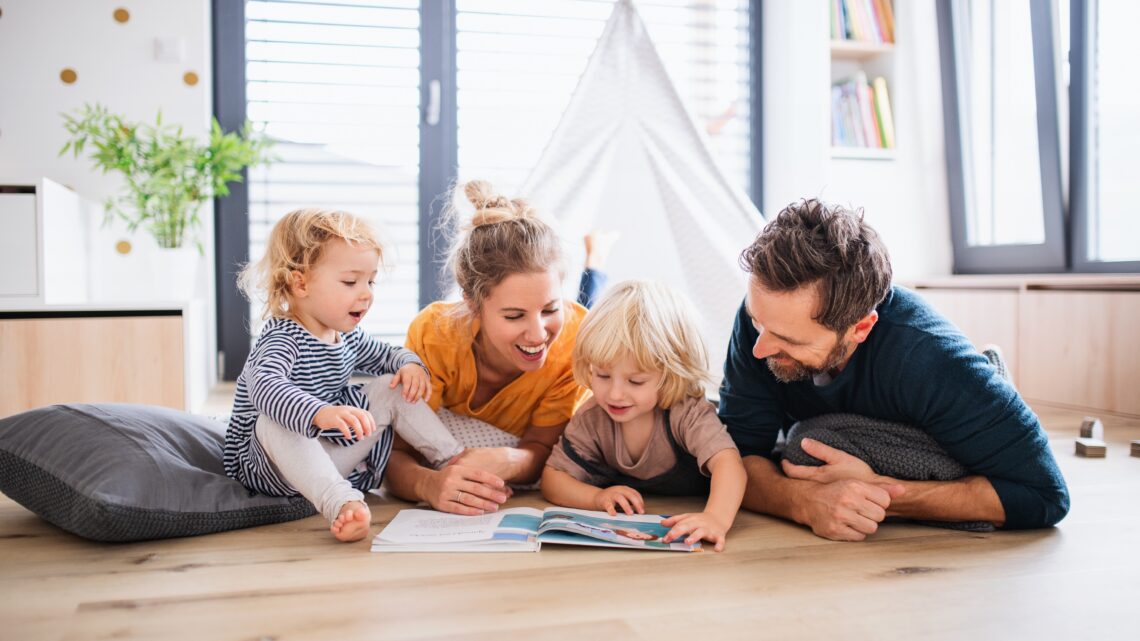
[384,180,604,515]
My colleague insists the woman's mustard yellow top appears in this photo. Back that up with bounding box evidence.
[405,300,589,437]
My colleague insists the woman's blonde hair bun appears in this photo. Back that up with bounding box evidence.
[464,179,536,228]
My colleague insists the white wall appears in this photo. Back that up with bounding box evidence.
[0,0,217,396]
[763,0,953,279]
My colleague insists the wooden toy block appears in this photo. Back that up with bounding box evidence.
[1075,438,1106,458]
[1079,417,1104,440]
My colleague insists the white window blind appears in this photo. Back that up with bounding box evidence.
[245,0,422,341]
[454,0,753,196]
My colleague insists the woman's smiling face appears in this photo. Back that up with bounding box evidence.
[474,269,565,375]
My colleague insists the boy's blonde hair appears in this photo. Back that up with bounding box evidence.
[442,180,565,321]
[572,280,711,409]
[240,208,383,320]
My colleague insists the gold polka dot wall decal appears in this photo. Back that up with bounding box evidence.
[116,240,132,255]
[113,8,130,23]
[60,68,78,84]
[183,71,199,86]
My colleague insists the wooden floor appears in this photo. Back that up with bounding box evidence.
[2,403,1138,641]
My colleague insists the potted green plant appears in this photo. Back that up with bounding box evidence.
[61,102,273,252]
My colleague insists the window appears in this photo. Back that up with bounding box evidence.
[244,0,423,340]
[939,0,1138,274]
[937,0,1066,273]
[213,0,760,378]
[454,0,754,196]
[1072,0,1140,268]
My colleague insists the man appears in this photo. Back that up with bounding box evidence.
[718,199,1069,541]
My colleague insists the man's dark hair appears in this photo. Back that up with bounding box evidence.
[739,198,892,332]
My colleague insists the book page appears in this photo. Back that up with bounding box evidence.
[538,507,699,551]
[377,507,542,544]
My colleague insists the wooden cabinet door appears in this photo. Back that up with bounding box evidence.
[0,315,184,417]
[1019,292,1140,415]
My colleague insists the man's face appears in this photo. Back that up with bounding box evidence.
[743,278,861,383]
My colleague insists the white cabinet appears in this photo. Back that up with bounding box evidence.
[0,178,91,307]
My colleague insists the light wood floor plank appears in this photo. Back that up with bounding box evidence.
[2,403,1138,640]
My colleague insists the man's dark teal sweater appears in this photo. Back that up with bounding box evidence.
[718,286,1070,529]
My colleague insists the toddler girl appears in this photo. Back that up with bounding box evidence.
[225,208,462,542]
[541,280,747,551]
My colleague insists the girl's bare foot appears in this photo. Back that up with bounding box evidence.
[330,500,371,542]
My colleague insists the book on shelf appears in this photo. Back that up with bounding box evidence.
[872,75,896,148]
[371,506,702,553]
[832,74,895,150]
[831,0,894,43]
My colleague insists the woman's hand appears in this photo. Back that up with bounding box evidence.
[417,465,512,516]
[391,364,432,403]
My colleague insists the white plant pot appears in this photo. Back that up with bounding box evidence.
[148,246,200,301]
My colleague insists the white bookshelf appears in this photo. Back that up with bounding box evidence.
[829,0,897,158]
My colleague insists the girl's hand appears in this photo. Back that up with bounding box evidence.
[419,465,512,516]
[313,405,376,440]
[391,364,432,403]
[594,485,645,516]
[660,512,730,552]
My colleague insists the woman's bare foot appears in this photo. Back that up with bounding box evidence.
[330,500,371,542]
[583,230,619,270]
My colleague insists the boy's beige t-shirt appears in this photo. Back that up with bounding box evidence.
[546,395,738,484]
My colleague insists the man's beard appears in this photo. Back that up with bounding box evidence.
[766,337,852,383]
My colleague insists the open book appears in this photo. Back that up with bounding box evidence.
[371,506,700,552]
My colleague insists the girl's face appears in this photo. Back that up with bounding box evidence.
[474,269,565,375]
[289,238,380,342]
[589,353,663,427]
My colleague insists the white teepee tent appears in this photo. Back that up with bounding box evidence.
[522,0,764,374]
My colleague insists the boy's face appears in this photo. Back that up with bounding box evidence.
[473,269,565,375]
[289,238,380,341]
[590,354,663,427]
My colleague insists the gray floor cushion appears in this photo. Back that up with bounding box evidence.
[0,403,315,542]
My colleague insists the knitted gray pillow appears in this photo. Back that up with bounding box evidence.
[0,403,315,542]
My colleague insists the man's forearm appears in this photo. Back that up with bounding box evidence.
[741,455,810,525]
[886,475,1006,526]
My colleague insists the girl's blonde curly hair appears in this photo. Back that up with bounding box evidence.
[240,208,383,320]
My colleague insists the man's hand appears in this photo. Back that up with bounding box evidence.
[798,478,906,541]
[782,438,880,484]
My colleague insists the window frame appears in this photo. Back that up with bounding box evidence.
[212,0,763,380]
[1068,0,1140,273]
[936,0,1068,274]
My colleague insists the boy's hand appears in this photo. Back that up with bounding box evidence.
[391,364,432,403]
[313,405,376,440]
[660,512,730,552]
[594,485,645,516]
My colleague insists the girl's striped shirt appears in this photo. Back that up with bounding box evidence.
[225,316,423,496]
